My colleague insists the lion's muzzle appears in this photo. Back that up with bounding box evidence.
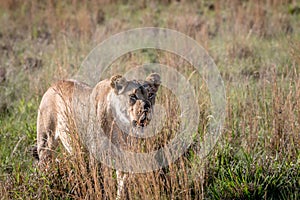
[132,108,152,128]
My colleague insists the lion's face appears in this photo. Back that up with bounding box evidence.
[110,73,161,129]
[127,83,156,127]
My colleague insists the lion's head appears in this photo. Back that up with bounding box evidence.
[109,73,161,131]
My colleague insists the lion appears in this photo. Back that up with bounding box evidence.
[36,73,161,199]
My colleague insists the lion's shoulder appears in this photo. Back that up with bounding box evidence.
[91,79,112,105]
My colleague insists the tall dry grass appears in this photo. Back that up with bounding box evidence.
[0,0,299,199]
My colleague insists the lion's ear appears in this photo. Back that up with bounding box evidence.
[110,75,128,94]
[146,73,161,92]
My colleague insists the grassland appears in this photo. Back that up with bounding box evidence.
[0,0,299,199]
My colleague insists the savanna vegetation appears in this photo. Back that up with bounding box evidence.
[0,0,299,199]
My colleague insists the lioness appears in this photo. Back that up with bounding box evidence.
[36,73,161,198]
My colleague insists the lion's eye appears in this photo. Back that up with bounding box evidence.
[148,93,155,99]
[129,94,137,104]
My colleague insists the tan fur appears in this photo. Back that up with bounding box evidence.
[36,73,161,198]
[37,74,160,160]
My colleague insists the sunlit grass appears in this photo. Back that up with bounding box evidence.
[0,0,299,199]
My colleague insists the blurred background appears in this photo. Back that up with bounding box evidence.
[0,0,299,199]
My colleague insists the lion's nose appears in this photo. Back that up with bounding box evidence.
[138,112,150,127]
[143,101,150,110]
[139,117,146,126]
[140,112,146,121]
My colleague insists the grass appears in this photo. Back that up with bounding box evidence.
[0,0,300,199]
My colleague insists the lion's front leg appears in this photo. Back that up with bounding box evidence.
[116,170,128,200]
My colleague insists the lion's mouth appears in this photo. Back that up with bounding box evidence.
[132,111,151,128]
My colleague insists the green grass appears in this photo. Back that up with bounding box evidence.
[206,145,300,200]
[0,0,300,199]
